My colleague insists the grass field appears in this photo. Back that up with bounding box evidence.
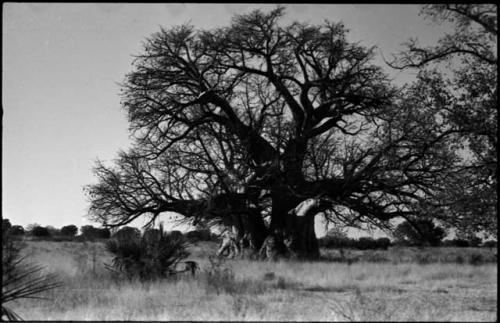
[7,240,497,321]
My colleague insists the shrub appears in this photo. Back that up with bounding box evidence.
[81,225,111,240]
[319,235,353,249]
[143,228,161,242]
[169,230,183,240]
[441,239,454,247]
[393,219,446,246]
[185,229,215,242]
[2,219,12,233]
[105,224,190,280]
[97,228,111,239]
[364,252,389,263]
[10,225,25,236]
[204,256,236,294]
[46,226,61,236]
[2,223,62,320]
[263,272,276,281]
[356,237,377,250]
[455,255,465,264]
[375,237,391,250]
[112,226,141,241]
[467,236,482,247]
[320,228,355,249]
[320,234,391,250]
[203,256,269,295]
[50,236,74,242]
[31,226,51,237]
[452,239,470,248]
[81,225,97,239]
[469,253,484,265]
[416,253,432,265]
[61,225,78,237]
[483,240,497,248]
[276,276,287,289]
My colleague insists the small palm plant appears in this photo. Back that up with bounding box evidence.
[105,224,190,280]
[2,227,62,321]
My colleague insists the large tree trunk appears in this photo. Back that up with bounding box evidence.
[260,188,320,260]
[215,196,320,260]
[217,205,268,259]
[258,138,320,260]
[291,213,320,259]
[215,138,321,260]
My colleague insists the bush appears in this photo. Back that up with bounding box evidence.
[356,237,377,250]
[81,225,111,240]
[375,238,391,250]
[10,225,25,236]
[393,219,446,246]
[204,256,236,294]
[46,226,61,236]
[320,235,391,250]
[81,225,97,239]
[441,239,454,247]
[169,230,183,240]
[319,235,354,249]
[483,240,497,248]
[143,228,161,242]
[50,236,75,242]
[2,223,62,320]
[468,236,482,247]
[97,228,111,239]
[185,229,215,242]
[31,226,51,237]
[416,253,432,264]
[469,253,484,266]
[105,224,190,280]
[2,219,12,233]
[454,255,465,264]
[364,252,389,263]
[61,225,78,237]
[112,226,141,241]
[452,239,470,248]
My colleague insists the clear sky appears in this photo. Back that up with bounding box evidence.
[3,4,451,235]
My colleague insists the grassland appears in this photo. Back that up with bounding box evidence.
[7,240,497,321]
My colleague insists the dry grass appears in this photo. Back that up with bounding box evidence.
[321,245,497,265]
[7,240,497,321]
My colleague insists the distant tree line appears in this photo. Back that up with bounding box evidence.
[318,219,497,250]
[392,219,496,248]
[318,233,391,250]
[1,219,219,243]
[3,218,494,249]
[393,219,446,247]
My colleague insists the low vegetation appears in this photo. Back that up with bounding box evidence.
[105,225,190,280]
[2,224,62,321]
[3,219,496,321]
[3,240,497,321]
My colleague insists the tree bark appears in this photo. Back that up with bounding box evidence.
[264,189,321,260]
[291,214,320,259]
[260,138,320,260]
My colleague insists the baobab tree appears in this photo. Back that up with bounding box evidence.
[86,6,492,258]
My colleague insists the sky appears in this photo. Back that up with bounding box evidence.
[2,3,452,236]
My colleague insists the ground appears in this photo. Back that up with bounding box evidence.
[6,240,498,321]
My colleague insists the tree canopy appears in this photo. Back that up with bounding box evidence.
[389,4,497,237]
[86,6,497,258]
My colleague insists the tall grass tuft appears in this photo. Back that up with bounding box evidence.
[203,256,236,294]
[2,227,62,321]
[105,223,190,280]
[203,256,269,296]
